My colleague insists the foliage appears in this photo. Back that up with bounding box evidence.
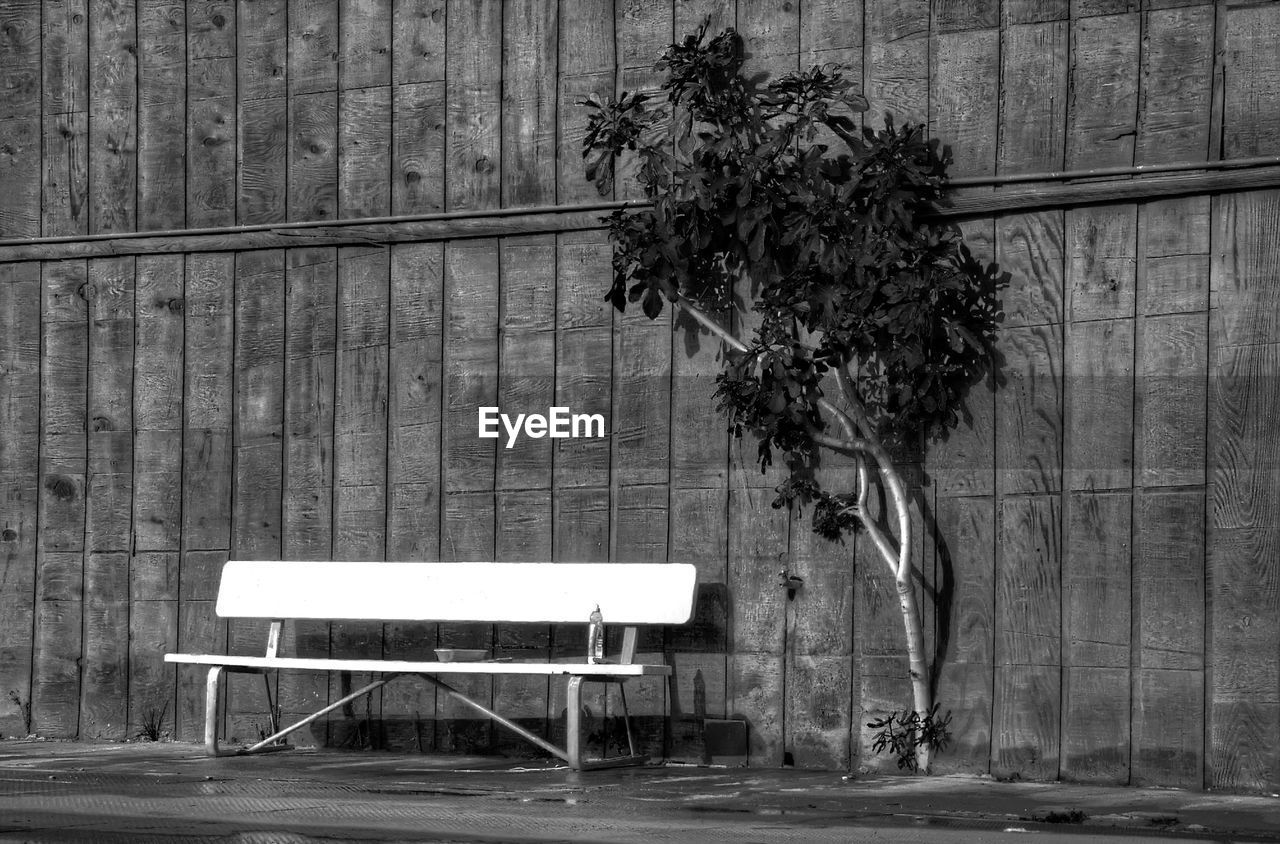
[134,701,168,742]
[582,23,1004,539]
[866,705,953,772]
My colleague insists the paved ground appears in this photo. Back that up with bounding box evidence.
[0,740,1277,843]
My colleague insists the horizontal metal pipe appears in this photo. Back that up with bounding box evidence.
[946,154,1280,187]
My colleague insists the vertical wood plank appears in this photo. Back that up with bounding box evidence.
[998,21,1067,175]
[289,0,339,221]
[137,1,186,229]
[445,0,501,211]
[339,1,391,220]
[133,256,184,553]
[1207,190,1280,792]
[556,0,613,205]
[392,0,446,215]
[1065,12,1139,170]
[864,0,928,127]
[1133,491,1204,787]
[930,28,998,180]
[1222,4,1280,159]
[88,0,137,234]
[340,0,392,89]
[0,1,41,237]
[502,0,557,207]
[238,0,288,224]
[0,263,40,737]
[188,2,237,227]
[41,0,89,237]
[1136,4,1213,165]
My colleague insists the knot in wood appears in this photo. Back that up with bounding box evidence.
[1,529,17,542]
[43,475,77,502]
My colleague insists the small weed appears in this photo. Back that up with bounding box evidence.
[135,701,169,742]
[7,690,32,736]
[867,704,953,772]
[1039,809,1087,824]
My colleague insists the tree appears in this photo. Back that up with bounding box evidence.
[582,24,1004,773]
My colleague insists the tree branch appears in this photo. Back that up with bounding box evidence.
[671,298,749,354]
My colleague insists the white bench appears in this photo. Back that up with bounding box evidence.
[164,561,698,770]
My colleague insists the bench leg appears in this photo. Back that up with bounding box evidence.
[204,666,224,757]
[565,676,648,771]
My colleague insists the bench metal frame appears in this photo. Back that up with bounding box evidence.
[172,623,655,770]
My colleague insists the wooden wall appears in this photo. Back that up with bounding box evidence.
[1,0,1279,792]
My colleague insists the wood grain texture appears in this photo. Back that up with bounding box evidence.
[998,22,1067,174]
[88,0,137,234]
[289,91,339,221]
[1136,312,1207,489]
[238,0,288,224]
[187,4,235,228]
[80,552,128,738]
[992,664,1060,780]
[556,0,612,206]
[729,652,784,767]
[392,0,445,85]
[127,597,177,739]
[497,236,556,492]
[932,495,995,774]
[40,0,89,233]
[1133,667,1203,788]
[392,81,446,215]
[1140,196,1210,317]
[339,87,392,218]
[1135,491,1204,673]
[0,1,39,122]
[288,0,338,95]
[930,28,998,179]
[340,0,392,90]
[996,495,1061,667]
[137,1,185,231]
[0,263,40,738]
[502,0,557,207]
[40,261,89,565]
[1064,492,1130,669]
[1223,4,1280,158]
[133,255,184,551]
[1062,666,1129,783]
[1065,13,1139,169]
[387,242,443,561]
[863,0,928,126]
[1137,5,1213,165]
[282,248,336,561]
[182,253,234,551]
[996,323,1064,496]
[1065,318,1133,492]
[31,598,83,737]
[86,257,134,555]
[445,0,501,211]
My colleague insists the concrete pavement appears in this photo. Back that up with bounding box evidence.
[0,739,1277,842]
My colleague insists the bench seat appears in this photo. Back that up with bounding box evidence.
[165,560,697,770]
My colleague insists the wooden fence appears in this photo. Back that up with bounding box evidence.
[1,0,1279,792]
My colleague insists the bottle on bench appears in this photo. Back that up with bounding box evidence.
[588,604,605,664]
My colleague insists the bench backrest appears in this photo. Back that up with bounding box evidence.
[216,561,698,625]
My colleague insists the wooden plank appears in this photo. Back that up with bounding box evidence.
[133,255,184,551]
[1065,13,1139,169]
[128,568,179,741]
[1002,0,1068,25]
[392,81,446,215]
[392,0,445,85]
[1139,196,1210,318]
[1064,492,1130,670]
[930,28,998,180]
[445,0,501,211]
[88,0,137,234]
[182,253,234,551]
[187,2,236,228]
[992,664,1060,780]
[288,0,338,95]
[136,1,184,231]
[289,91,339,221]
[996,497,1061,669]
[932,0,996,32]
[497,236,556,494]
[1222,4,1280,159]
[995,322,1064,496]
[931,495,996,775]
[86,257,134,555]
[611,308,670,490]
[998,22,1068,174]
[1133,668,1203,789]
[339,0,391,90]
[502,0,557,207]
[175,595,223,742]
[0,263,40,738]
[738,0,798,78]
[282,248,336,561]
[237,0,288,224]
[338,87,392,219]
[0,1,40,123]
[1135,491,1204,671]
[1065,318,1133,492]
[1062,666,1129,783]
[1136,312,1207,489]
[80,552,128,738]
[31,598,82,737]
[387,242,443,561]
[40,0,89,236]
[555,0,612,208]
[863,0,927,126]
[0,113,40,237]
[1136,5,1213,165]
